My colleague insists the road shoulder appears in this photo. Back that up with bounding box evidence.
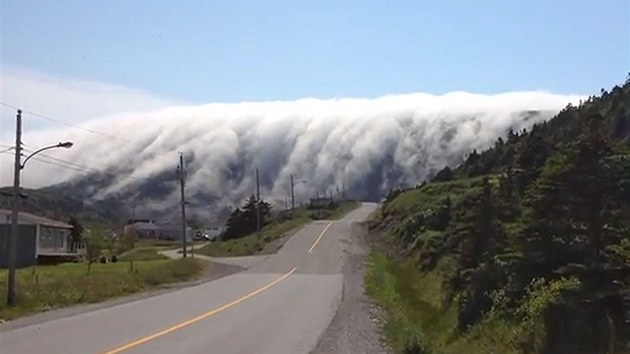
[311,221,389,354]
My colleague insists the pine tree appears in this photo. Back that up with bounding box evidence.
[519,115,626,285]
[223,207,244,240]
[436,196,452,230]
[222,195,273,240]
[498,153,520,221]
[68,217,84,247]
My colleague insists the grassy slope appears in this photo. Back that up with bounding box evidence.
[366,250,523,354]
[119,239,209,260]
[197,201,359,257]
[0,258,204,320]
[367,178,526,354]
[118,247,168,261]
[366,81,630,352]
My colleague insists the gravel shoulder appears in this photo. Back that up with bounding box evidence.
[311,222,390,354]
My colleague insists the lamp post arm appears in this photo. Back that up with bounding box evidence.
[20,145,58,169]
[20,142,73,169]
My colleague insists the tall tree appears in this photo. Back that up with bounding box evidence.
[520,115,626,284]
[68,217,84,247]
[223,207,244,240]
[222,195,273,240]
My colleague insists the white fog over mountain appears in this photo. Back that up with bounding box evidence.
[0,70,583,220]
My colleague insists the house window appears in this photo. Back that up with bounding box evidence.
[39,227,55,250]
[55,229,65,249]
[39,227,68,252]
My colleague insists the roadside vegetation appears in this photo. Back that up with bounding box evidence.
[0,223,206,321]
[118,247,168,261]
[197,199,359,257]
[0,258,204,321]
[367,77,630,353]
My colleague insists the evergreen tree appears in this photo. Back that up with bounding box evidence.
[436,196,452,230]
[498,153,520,221]
[68,217,84,248]
[433,165,455,182]
[222,207,244,240]
[519,115,626,285]
[222,195,273,240]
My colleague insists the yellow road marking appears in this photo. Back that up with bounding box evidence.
[101,267,298,354]
[308,221,333,254]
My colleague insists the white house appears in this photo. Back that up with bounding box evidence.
[0,209,83,267]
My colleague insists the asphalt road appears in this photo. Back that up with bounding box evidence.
[0,203,377,354]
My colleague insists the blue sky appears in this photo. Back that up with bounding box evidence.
[1,0,628,103]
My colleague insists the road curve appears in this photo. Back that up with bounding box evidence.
[0,203,377,354]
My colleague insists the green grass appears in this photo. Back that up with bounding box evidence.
[365,250,458,353]
[368,175,526,353]
[365,250,522,354]
[384,176,489,217]
[0,258,204,320]
[118,247,168,261]
[196,214,311,257]
[134,240,183,250]
[197,201,360,257]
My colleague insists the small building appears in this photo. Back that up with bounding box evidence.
[128,221,161,239]
[309,197,332,209]
[124,220,193,241]
[203,225,225,240]
[155,222,194,241]
[0,209,78,268]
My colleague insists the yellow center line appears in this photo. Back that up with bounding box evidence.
[308,221,333,254]
[100,266,298,354]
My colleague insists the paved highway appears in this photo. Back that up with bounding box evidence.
[0,203,377,354]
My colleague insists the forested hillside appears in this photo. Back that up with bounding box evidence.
[368,76,630,354]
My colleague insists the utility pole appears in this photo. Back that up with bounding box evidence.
[336,185,340,201]
[290,174,295,212]
[7,109,22,306]
[178,153,188,258]
[256,168,261,239]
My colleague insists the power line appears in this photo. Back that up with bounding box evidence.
[33,154,113,176]
[0,101,131,142]
[28,156,95,174]
[0,151,110,176]
[20,147,112,176]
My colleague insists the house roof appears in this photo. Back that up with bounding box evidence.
[127,222,161,230]
[0,209,73,229]
[156,223,192,231]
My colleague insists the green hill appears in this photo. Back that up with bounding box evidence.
[367,76,630,353]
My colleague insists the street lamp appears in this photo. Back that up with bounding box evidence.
[7,109,73,306]
[21,141,73,169]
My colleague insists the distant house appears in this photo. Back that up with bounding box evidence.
[124,220,193,241]
[309,197,332,209]
[155,222,194,241]
[0,209,82,268]
[203,225,225,240]
[127,221,161,239]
